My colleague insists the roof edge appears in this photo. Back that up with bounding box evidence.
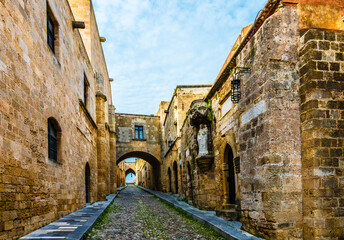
[205,0,281,100]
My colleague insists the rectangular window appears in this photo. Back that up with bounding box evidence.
[135,125,144,139]
[48,119,57,161]
[84,76,89,108]
[47,3,58,55]
[47,12,55,52]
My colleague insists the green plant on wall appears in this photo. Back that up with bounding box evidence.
[205,99,214,121]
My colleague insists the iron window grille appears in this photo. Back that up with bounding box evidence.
[135,125,144,139]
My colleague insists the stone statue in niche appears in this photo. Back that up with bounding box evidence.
[197,124,209,156]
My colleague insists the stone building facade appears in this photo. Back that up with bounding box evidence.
[2,0,344,239]
[0,0,116,239]
[116,161,126,188]
[158,85,212,193]
[116,161,136,187]
[135,158,154,189]
[176,0,344,239]
[115,113,161,190]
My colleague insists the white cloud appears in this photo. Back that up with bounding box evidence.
[93,0,267,114]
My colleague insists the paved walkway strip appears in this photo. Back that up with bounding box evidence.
[138,186,264,240]
[19,187,126,240]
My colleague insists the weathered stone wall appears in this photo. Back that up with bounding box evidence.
[177,1,344,238]
[136,159,154,189]
[115,161,136,185]
[239,6,301,239]
[115,113,161,162]
[199,1,344,239]
[161,86,211,194]
[156,101,169,191]
[299,29,344,239]
[0,0,115,238]
[116,161,126,188]
[163,143,180,193]
[181,113,217,210]
[209,5,303,239]
[115,113,161,190]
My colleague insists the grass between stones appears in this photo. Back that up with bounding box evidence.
[156,197,226,240]
[83,202,118,240]
[136,198,166,239]
[83,189,225,240]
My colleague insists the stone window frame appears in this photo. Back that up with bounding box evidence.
[131,120,147,141]
[46,1,60,58]
[134,125,144,139]
[83,73,90,109]
[219,91,232,119]
[48,117,62,163]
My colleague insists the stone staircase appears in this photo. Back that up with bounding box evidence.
[216,204,238,221]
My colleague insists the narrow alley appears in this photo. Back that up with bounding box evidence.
[85,185,225,240]
[3,0,344,239]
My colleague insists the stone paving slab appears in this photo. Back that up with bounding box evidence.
[19,186,127,240]
[138,185,264,240]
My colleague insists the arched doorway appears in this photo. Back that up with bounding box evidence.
[85,162,91,203]
[117,151,161,190]
[173,161,178,194]
[224,144,236,204]
[168,167,172,192]
[187,162,193,201]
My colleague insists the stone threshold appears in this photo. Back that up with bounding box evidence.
[137,185,264,240]
[19,186,127,240]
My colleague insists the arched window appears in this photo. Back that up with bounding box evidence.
[48,118,61,162]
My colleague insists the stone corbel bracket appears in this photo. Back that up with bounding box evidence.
[196,154,214,172]
[189,105,212,127]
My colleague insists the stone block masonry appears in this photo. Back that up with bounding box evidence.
[115,113,162,190]
[0,0,116,239]
[2,0,344,239]
[299,29,344,239]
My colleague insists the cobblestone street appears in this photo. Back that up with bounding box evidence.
[85,185,225,240]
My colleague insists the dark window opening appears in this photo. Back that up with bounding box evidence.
[173,161,178,194]
[135,125,144,139]
[226,144,236,204]
[168,167,172,192]
[47,12,55,53]
[84,77,89,108]
[85,163,91,203]
[48,119,57,161]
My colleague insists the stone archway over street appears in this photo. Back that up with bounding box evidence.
[115,113,162,190]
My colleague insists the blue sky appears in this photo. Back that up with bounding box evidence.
[93,0,267,115]
[126,173,136,183]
